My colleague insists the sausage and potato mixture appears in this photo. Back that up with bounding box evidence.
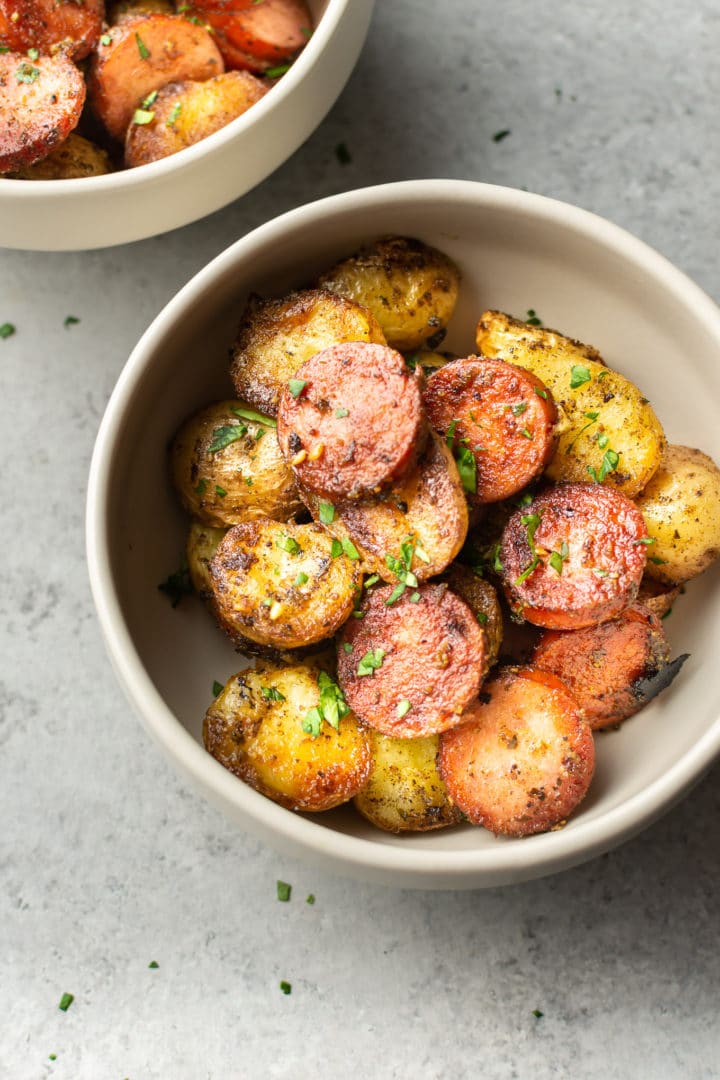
[0,0,313,177]
[165,234,720,838]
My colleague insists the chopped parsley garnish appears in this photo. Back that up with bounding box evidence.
[301,26,313,37]
[231,406,277,427]
[0,322,16,339]
[357,648,385,676]
[58,993,74,1012]
[341,536,360,560]
[318,501,335,524]
[342,642,353,654]
[514,512,543,585]
[294,571,309,586]
[549,540,569,575]
[16,62,40,83]
[132,108,155,126]
[27,47,39,61]
[212,680,223,697]
[335,142,352,165]
[648,555,667,565]
[597,433,609,449]
[288,378,307,398]
[384,536,419,604]
[306,893,315,903]
[534,387,548,399]
[158,564,192,607]
[446,421,477,493]
[148,961,159,969]
[409,591,421,603]
[302,672,349,736]
[632,537,656,545]
[335,407,349,418]
[532,1009,544,1019]
[493,129,511,142]
[520,427,533,439]
[276,533,302,555]
[587,448,619,483]
[364,574,379,588]
[396,699,412,718]
[570,364,592,388]
[49,1054,57,1060]
[266,63,291,77]
[194,478,208,495]
[276,880,292,902]
[565,410,599,454]
[261,686,286,702]
[512,402,528,416]
[215,485,227,497]
[476,611,488,625]
[330,538,343,558]
[526,309,543,326]
[64,315,80,328]
[280,981,292,995]
[100,33,112,45]
[491,543,503,573]
[142,90,159,109]
[208,422,247,452]
[167,102,182,127]
[136,32,150,59]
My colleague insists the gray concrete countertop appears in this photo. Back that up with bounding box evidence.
[2,2,719,1077]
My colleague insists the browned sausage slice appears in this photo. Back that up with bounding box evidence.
[0,0,103,61]
[186,0,312,74]
[532,603,687,729]
[88,14,224,141]
[336,583,486,738]
[500,482,648,628]
[438,666,595,836]
[424,357,558,502]
[0,52,85,173]
[277,342,427,500]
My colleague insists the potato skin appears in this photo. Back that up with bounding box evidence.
[186,521,228,598]
[109,0,174,21]
[353,730,462,833]
[125,70,267,168]
[318,236,461,352]
[204,660,371,812]
[171,400,303,527]
[440,563,503,673]
[210,519,361,649]
[230,289,386,417]
[476,310,665,499]
[8,133,112,179]
[634,444,720,585]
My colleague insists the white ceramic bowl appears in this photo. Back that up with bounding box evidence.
[0,0,374,251]
[86,179,720,888]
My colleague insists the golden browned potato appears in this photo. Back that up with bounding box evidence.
[635,444,720,585]
[441,563,503,673]
[303,431,469,583]
[230,288,386,417]
[109,0,174,21]
[124,71,267,168]
[637,576,681,620]
[353,730,462,833]
[204,660,372,811]
[186,521,228,598]
[171,400,303,527]
[476,310,665,499]
[8,133,112,180]
[210,519,361,649]
[318,236,461,352]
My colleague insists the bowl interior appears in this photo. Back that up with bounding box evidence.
[97,183,720,878]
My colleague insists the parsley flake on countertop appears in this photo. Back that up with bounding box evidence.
[64,315,80,328]
[493,129,511,142]
[148,960,159,969]
[58,992,74,1012]
[279,980,292,994]
[0,322,16,339]
[532,1009,544,1019]
[276,880,292,901]
[306,893,316,904]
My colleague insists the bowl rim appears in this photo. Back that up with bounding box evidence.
[0,0,351,197]
[86,178,720,882]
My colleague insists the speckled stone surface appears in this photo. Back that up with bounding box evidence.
[2,2,720,1077]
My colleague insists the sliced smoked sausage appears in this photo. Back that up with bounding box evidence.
[0,0,103,61]
[0,52,85,173]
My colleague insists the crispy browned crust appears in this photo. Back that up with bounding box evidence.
[185,0,312,74]
[438,666,595,836]
[0,0,103,61]
[0,52,86,173]
[440,563,503,674]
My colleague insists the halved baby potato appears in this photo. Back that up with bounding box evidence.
[171,400,303,527]
[318,236,461,352]
[230,288,386,417]
[204,659,372,811]
[186,521,228,599]
[440,562,503,673]
[210,518,361,649]
[8,133,112,180]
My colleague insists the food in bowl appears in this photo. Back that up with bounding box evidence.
[163,233,720,840]
[0,0,312,177]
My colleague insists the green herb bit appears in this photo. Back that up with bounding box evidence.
[212,680,223,697]
[318,501,335,524]
[445,419,459,448]
[632,537,656,545]
[493,129,511,142]
[512,402,528,416]
[520,427,533,439]
[306,893,316,904]
[526,309,543,326]
[215,485,227,498]
[0,46,9,54]
[294,571,309,586]
[414,544,431,563]
[64,315,80,328]
[570,364,592,389]
[342,642,353,654]
[597,433,609,449]
[301,26,313,37]
[330,538,343,558]
[516,492,534,508]
[280,981,292,995]
[158,564,192,607]
[565,411,600,454]
[587,447,620,483]
[16,62,40,83]
[194,478,208,495]
[276,534,302,556]
[261,686,286,702]
[549,540,569,576]
[532,1009,544,1019]
[335,142,352,165]
[58,993,74,1012]
[266,63,291,78]
[288,378,307,398]
[397,699,412,718]
[142,90,159,109]
[231,406,277,428]
[455,445,477,492]
[335,407,349,418]
[648,555,667,565]
[316,671,350,730]
[208,422,247,453]
[357,648,385,676]
[364,574,379,588]
[132,108,155,125]
[491,543,503,573]
[341,537,360,560]
[276,880,292,902]
[302,708,322,737]
[100,32,112,45]
[136,32,150,59]
[409,591,421,603]
[476,611,488,625]
[597,370,610,380]
[167,101,182,127]
[521,511,542,551]
[27,47,39,60]
[0,322,16,339]
[514,556,540,585]
[534,387,548,399]
[148,960,160,969]
[49,1054,57,1060]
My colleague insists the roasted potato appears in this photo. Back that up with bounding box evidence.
[303,431,469,583]
[476,310,665,499]
[125,71,267,168]
[171,400,303,527]
[109,0,174,21]
[635,444,720,585]
[204,660,372,811]
[318,236,461,352]
[186,521,228,598]
[440,563,503,673]
[8,133,112,180]
[230,288,386,417]
[210,519,361,649]
[637,576,681,619]
[353,730,462,833]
